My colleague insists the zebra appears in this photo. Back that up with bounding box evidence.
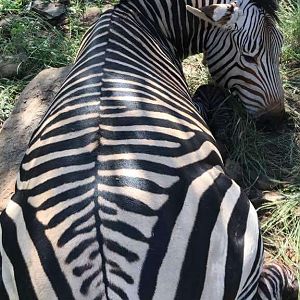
[185,0,285,121]
[0,0,297,299]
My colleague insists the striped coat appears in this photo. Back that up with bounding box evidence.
[0,0,296,299]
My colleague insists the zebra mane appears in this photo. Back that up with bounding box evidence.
[250,0,279,22]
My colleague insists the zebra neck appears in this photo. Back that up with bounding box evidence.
[118,0,231,60]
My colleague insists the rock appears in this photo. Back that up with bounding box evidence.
[101,4,114,13]
[0,53,28,79]
[0,65,72,211]
[31,0,66,21]
[0,17,12,28]
[262,191,285,202]
[81,6,101,25]
[0,62,20,79]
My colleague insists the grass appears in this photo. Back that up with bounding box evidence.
[182,54,211,94]
[279,0,300,67]
[0,0,24,14]
[0,0,299,293]
[260,192,300,282]
[0,13,76,74]
[0,0,89,125]
[0,79,26,124]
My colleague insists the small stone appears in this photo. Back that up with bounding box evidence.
[262,191,285,202]
[0,53,28,79]
[31,0,66,20]
[0,17,12,28]
[101,4,114,13]
[0,63,20,79]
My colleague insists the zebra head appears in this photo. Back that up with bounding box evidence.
[187,0,284,122]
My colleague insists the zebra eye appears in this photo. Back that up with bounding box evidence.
[243,54,257,64]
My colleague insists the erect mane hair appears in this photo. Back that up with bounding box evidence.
[250,0,279,22]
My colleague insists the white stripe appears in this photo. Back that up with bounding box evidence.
[33,93,101,139]
[237,204,260,296]
[23,142,98,171]
[100,104,205,133]
[59,61,105,92]
[27,126,99,154]
[27,176,95,208]
[106,49,188,96]
[39,112,99,139]
[98,141,222,168]
[23,162,96,190]
[100,138,180,148]
[100,124,195,140]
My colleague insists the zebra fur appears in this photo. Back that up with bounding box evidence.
[0,0,297,299]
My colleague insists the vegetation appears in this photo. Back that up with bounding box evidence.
[0,0,299,290]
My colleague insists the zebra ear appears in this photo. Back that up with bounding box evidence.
[186,1,241,29]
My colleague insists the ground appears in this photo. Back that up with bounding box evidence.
[0,0,299,294]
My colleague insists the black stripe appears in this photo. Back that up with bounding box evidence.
[224,192,250,299]
[0,212,38,300]
[0,251,9,300]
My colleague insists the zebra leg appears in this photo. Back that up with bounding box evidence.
[192,84,233,159]
[254,263,299,300]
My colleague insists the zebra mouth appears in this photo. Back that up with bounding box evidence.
[255,106,286,130]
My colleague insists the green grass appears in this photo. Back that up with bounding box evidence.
[0,13,77,74]
[0,80,27,125]
[182,54,212,94]
[0,0,24,15]
[0,0,89,125]
[259,192,300,282]
[279,0,300,67]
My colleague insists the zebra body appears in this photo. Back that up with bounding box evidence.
[0,0,296,299]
